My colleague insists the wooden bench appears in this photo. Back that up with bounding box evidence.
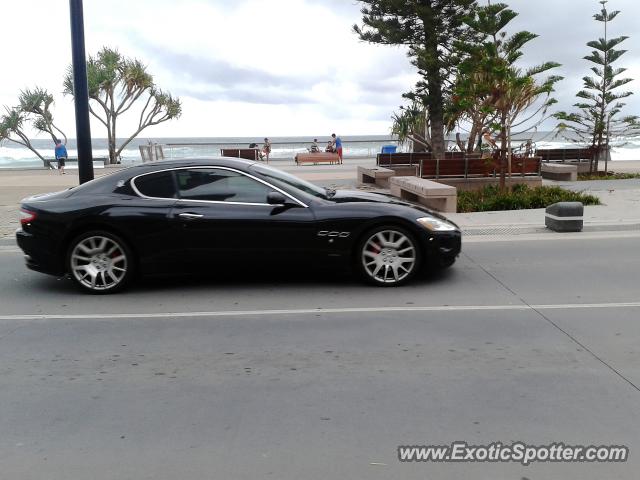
[541,163,578,181]
[295,152,340,165]
[536,148,593,162]
[420,156,540,179]
[377,152,427,168]
[221,148,261,161]
[43,157,109,169]
[420,155,489,178]
[357,166,396,188]
[139,144,165,163]
[390,176,457,213]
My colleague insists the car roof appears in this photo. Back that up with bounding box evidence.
[128,157,257,173]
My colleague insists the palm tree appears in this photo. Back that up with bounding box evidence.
[64,47,181,164]
[391,102,431,153]
[0,107,47,164]
[19,88,67,144]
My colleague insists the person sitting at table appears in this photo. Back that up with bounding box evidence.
[325,141,335,153]
[309,139,320,153]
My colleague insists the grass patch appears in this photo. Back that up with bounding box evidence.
[457,184,601,213]
[578,171,640,181]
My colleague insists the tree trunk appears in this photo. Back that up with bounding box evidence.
[424,12,446,160]
[430,110,446,160]
[499,110,508,190]
[109,115,118,164]
[507,123,512,177]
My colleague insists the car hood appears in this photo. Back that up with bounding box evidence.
[328,189,454,222]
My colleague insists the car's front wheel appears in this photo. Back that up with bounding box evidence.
[357,226,421,286]
[67,231,134,294]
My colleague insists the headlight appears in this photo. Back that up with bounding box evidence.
[417,217,457,232]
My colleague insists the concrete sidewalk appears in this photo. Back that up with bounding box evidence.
[450,178,640,235]
[2,159,640,238]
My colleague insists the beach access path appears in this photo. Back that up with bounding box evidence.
[1,159,640,239]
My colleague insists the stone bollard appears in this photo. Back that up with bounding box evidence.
[545,202,584,232]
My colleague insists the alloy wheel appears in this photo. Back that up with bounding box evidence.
[70,235,129,292]
[361,229,417,284]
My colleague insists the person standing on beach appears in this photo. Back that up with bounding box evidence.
[331,133,343,164]
[262,138,272,162]
[54,139,68,175]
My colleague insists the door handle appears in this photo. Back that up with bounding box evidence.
[178,212,204,219]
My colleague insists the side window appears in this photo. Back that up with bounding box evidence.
[134,171,177,199]
[176,169,272,204]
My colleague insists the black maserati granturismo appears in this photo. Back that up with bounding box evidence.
[16,158,461,293]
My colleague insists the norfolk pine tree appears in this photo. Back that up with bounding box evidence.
[555,0,639,173]
[354,0,477,159]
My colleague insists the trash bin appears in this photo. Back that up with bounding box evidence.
[381,145,397,154]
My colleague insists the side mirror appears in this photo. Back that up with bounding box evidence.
[267,191,288,205]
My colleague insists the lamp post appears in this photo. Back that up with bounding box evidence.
[69,0,94,184]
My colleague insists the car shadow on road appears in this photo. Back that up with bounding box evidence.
[27,266,456,296]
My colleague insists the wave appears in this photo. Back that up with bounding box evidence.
[2,139,639,167]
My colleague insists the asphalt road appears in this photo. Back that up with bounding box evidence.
[0,232,639,479]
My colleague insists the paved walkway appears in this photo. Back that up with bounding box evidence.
[2,159,640,238]
[449,178,640,235]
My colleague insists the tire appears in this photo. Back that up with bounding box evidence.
[355,225,422,286]
[66,230,134,294]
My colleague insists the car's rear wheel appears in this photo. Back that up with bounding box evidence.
[67,231,133,294]
[357,226,421,286]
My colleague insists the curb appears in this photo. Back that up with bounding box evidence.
[0,237,16,246]
[463,222,640,236]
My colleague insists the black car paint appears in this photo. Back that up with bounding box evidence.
[16,158,461,279]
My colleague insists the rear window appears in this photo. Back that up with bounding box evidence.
[133,171,177,199]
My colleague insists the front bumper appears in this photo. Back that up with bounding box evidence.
[423,230,462,265]
[16,229,66,276]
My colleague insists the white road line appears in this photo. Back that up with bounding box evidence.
[0,248,21,254]
[0,302,639,321]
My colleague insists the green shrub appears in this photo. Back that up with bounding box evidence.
[457,184,601,213]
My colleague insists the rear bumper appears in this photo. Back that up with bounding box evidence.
[16,229,65,276]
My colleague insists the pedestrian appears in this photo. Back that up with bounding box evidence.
[262,138,272,162]
[482,129,498,150]
[309,138,320,153]
[54,139,68,175]
[331,133,343,164]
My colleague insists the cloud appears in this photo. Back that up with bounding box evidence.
[2,0,639,137]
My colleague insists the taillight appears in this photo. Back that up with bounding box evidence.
[19,208,37,225]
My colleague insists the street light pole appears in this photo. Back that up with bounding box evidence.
[69,0,94,184]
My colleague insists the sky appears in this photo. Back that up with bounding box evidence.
[1,0,639,139]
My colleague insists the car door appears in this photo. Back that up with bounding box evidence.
[126,169,183,272]
[170,167,317,268]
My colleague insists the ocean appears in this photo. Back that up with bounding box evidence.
[1,133,639,168]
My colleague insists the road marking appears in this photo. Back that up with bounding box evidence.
[0,302,639,321]
[0,248,20,254]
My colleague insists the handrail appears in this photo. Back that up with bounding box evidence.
[164,139,398,147]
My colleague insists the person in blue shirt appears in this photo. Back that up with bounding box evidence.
[54,139,68,175]
[331,133,343,164]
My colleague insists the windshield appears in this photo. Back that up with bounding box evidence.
[250,164,328,199]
